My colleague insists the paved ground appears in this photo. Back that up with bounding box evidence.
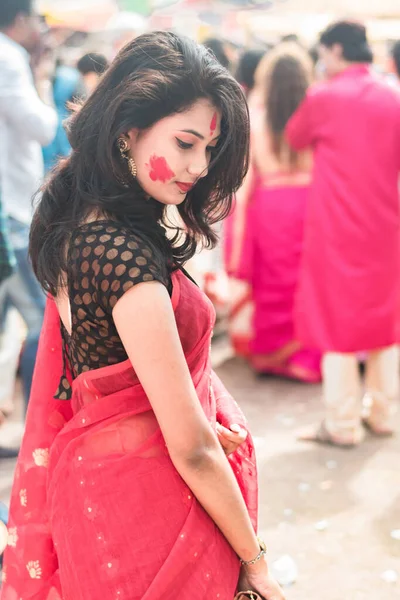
[218,357,400,600]
[1,353,400,599]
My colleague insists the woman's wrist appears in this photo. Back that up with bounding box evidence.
[238,537,267,567]
[243,554,269,575]
[237,537,262,564]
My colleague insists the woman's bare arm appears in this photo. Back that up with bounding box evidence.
[112,280,261,563]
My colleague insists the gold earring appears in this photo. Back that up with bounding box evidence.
[117,137,129,154]
[127,157,137,179]
[117,136,137,179]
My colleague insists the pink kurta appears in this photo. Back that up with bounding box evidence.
[286,65,400,353]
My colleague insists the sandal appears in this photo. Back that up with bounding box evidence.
[362,392,395,437]
[298,420,363,448]
[362,418,394,437]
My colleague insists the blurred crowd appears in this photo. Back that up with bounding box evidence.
[1,2,400,445]
[1,0,400,556]
[0,3,112,460]
[221,22,400,449]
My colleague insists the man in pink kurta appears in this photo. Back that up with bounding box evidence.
[286,21,400,446]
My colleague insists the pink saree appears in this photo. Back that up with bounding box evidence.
[225,172,321,383]
[1,270,258,600]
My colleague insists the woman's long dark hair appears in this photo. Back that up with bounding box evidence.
[256,42,312,169]
[30,31,249,295]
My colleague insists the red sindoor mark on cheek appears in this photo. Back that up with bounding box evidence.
[147,155,175,182]
[210,112,217,137]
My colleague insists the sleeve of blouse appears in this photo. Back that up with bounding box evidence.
[90,229,169,314]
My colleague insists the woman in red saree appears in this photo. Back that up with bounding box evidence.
[1,33,284,600]
[225,44,321,383]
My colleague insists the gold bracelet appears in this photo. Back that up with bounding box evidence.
[239,538,267,566]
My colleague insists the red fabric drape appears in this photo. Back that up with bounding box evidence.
[1,271,258,600]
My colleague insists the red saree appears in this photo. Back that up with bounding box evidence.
[1,270,258,600]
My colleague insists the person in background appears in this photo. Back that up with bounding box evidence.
[77,52,109,97]
[235,49,265,98]
[286,21,400,446]
[0,195,20,459]
[0,0,57,408]
[203,37,231,71]
[308,43,328,82]
[188,38,231,315]
[308,44,319,67]
[225,43,321,383]
[42,58,81,172]
[236,48,268,118]
[388,40,400,81]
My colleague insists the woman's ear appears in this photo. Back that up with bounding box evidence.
[126,128,140,149]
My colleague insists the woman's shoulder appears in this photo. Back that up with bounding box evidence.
[70,220,162,259]
[72,219,144,242]
[69,220,171,312]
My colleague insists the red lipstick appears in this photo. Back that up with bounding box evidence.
[176,182,193,193]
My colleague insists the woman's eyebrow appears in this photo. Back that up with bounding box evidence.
[179,129,221,142]
[180,129,204,140]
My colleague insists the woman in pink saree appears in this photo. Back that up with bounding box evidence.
[226,44,321,383]
[1,33,284,600]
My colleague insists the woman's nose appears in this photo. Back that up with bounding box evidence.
[187,160,208,179]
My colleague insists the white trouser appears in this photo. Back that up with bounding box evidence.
[322,345,399,436]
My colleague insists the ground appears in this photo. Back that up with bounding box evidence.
[218,357,400,600]
[1,353,399,599]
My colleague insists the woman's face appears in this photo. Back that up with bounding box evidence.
[127,98,221,205]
